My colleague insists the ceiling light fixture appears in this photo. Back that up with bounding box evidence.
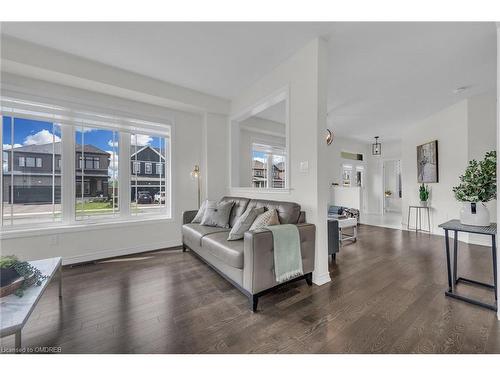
[372,136,382,156]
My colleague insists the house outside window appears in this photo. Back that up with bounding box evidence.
[251,142,286,189]
[1,98,171,229]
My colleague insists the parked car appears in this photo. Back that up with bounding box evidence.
[154,191,166,204]
[137,191,153,204]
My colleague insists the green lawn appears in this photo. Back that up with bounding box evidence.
[76,201,114,212]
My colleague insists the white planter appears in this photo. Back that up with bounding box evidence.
[459,202,490,226]
[420,201,428,207]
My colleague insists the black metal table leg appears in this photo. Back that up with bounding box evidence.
[453,230,458,285]
[444,229,452,292]
[493,235,497,302]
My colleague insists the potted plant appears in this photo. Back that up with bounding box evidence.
[419,183,430,207]
[452,150,496,226]
[0,255,20,287]
[0,255,48,297]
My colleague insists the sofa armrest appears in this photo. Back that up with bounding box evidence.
[242,223,316,294]
[182,210,198,224]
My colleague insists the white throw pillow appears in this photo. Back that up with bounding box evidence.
[249,209,280,231]
[227,207,265,241]
[191,200,210,223]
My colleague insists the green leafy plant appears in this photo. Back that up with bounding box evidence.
[0,255,18,268]
[419,183,430,202]
[453,151,497,202]
[0,255,48,297]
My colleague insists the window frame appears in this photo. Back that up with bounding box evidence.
[1,98,173,233]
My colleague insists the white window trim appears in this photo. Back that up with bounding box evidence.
[145,162,152,175]
[1,98,173,234]
[19,156,25,167]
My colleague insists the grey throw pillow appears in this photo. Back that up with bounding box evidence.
[191,200,210,223]
[249,209,280,231]
[227,207,265,241]
[200,201,235,228]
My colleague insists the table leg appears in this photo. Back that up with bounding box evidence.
[59,264,63,298]
[444,230,452,292]
[407,207,411,230]
[15,330,21,352]
[419,208,422,232]
[453,230,458,285]
[415,207,418,233]
[427,208,431,233]
[493,235,497,302]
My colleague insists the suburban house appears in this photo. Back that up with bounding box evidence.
[130,145,166,201]
[251,160,285,188]
[2,142,110,203]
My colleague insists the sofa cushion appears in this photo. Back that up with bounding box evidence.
[249,209,280,230]
[191,200,209,223]
[219,196,251,227]
[201,232,244,269]
[227,206,265,241]
[246,199,301,224]
[182,223,230,246]
[201,201,234,228]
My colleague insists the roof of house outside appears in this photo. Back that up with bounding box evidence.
[3,142,109,155]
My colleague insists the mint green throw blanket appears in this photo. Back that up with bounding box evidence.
[266,224,304,283]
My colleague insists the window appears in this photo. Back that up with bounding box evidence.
[130,133,169,216]
[251,143,286,189]
[342,164,353,186]
[75,127,119,220]
[1,116,62,226]
[133,162,140,174]
[1,97,171,229]
[341,151,363,161]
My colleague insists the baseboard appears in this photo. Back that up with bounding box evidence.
[312,271,331,286]
[62,239,181,265]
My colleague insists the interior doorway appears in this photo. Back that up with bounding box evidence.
[383,160,402,214]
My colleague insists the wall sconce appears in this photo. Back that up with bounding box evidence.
[190,165,201,208]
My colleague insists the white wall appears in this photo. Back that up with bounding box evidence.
[401,92,497,244]
[229,38,331,286]
[325,136,369,211]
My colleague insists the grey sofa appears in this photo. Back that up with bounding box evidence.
[182,196,316,312]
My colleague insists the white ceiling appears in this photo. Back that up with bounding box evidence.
[1,22,496,142]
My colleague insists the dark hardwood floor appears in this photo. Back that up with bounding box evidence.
[1,224,499,353]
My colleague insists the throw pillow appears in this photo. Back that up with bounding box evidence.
[227,207,265,241]
[249,209,280,231]
[200,201,235,228]
[191,200,210,223]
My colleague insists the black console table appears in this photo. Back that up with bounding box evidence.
[438,220,497,311]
